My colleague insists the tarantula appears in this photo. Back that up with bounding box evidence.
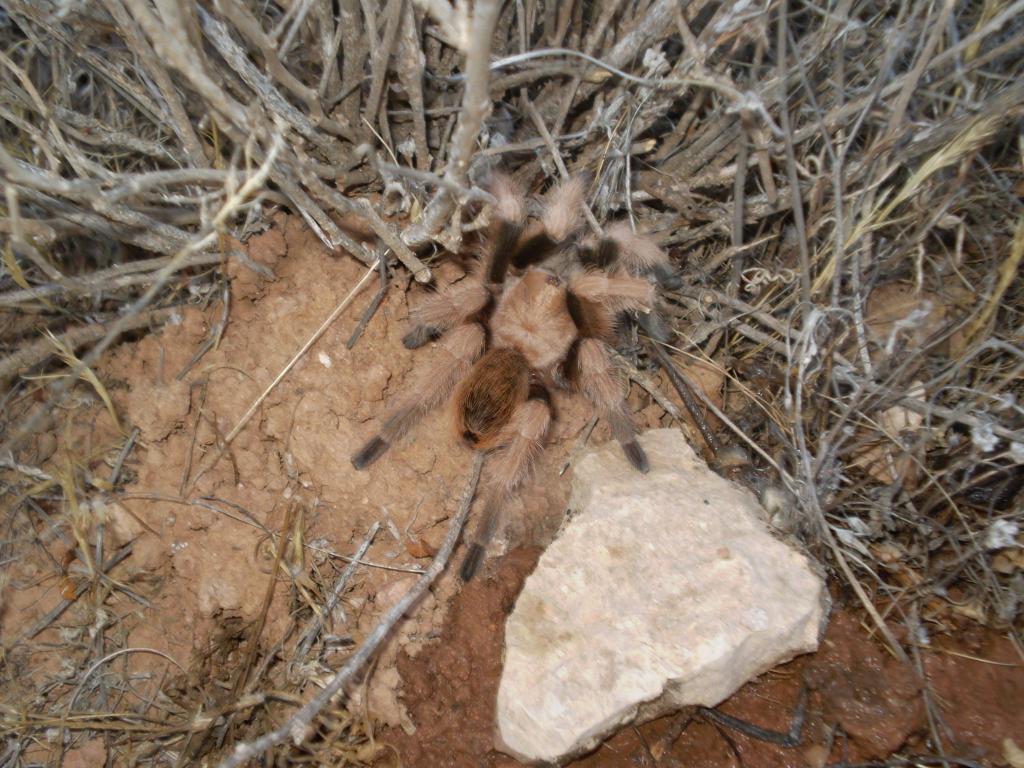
[352,174,675,580]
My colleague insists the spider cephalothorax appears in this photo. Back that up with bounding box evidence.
[352,174,676,580]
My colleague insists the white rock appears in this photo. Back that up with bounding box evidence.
[495,429,826,764]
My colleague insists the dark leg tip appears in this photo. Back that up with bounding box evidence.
[459,543,487,582]
[652,263,683,290]
[636,309,670,343]
[622,441,650,474]
[402,325,440,349]
[352,435,389,470]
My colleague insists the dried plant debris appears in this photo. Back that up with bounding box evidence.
[1,0,1023,764]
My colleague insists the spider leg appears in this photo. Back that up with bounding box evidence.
[602,221,682,290]
[460,394,551,581]
[574,338,649,473]
[510,176,587,270]
[483,172,527,286]
[542,176,587,242]
[649,340,722,454]
[568,272,655,318]
[508,221,561,271]
[633,306,671,344]
[698,683,808,747]
[575,230,676,345]
[564,276,652,471]
[352,322,486,469]
[566,271,657,361]
[576,236,620,269]
[402,281,490,349]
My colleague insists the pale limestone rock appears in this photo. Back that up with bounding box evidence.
[496,429,826,764]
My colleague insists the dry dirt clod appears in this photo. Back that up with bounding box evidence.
[495,429,827,764]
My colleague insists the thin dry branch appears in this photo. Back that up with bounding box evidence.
[219,452,484,768]
[402,0,503,247]
[0,307,180,383]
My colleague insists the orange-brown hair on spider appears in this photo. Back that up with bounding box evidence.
[351,172,676,580]
[454,347,530,450]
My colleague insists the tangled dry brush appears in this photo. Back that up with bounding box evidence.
[1,0,1022,763]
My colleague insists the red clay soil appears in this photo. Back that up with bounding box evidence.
[390,555,1024,768]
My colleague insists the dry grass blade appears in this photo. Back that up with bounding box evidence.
[961,214,1024,346]
[39,330,124,434]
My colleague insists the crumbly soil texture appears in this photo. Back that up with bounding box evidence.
[3,217,1021,767]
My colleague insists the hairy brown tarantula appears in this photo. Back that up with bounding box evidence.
[352,174,676,580]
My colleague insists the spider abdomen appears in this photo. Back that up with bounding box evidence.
[454,347,531,450]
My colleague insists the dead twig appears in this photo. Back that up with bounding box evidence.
[293,522,381,660]
[218,452,484,768]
